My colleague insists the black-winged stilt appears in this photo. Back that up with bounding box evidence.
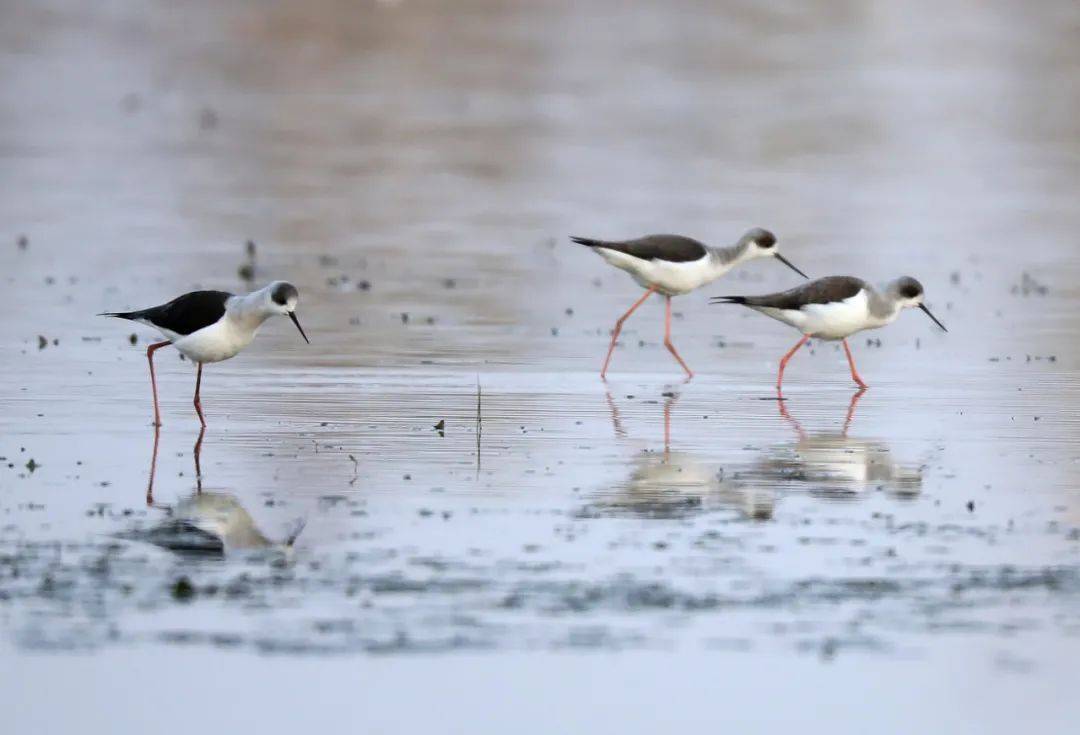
[101,281,309,426]
[711,275,946,390]
[571,228,806,379]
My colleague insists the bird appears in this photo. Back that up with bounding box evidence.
[571,228,807,378]
[100,280,309,427]
[710,275,947,390]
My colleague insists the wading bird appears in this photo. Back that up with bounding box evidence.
[711,275,946,391]
[101,281,309,427]
[571,228,806,379]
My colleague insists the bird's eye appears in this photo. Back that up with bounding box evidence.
[901,285,921,299]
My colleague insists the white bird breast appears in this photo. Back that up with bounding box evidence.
[595,248,721,295]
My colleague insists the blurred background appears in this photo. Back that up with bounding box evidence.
[1,1,1079,733]
[3,0,1077,364]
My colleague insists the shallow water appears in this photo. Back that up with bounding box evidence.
[2,0,1080,732]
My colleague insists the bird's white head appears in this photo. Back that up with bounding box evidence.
[887,276,947,332]
[263,281,309,343]
[737,227,808,278]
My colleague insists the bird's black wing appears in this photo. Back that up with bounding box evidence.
[103,290,233,335]
[712,276,866,310]
[570,234,708,263]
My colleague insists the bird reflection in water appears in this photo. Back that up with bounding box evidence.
[588,388,924,520]
[146,425,206,505]
[588,390,773,520]
[130,426,303,555]
[763,389,924,500]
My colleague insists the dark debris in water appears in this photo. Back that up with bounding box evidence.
[171,576,196,601]
[1012,272,1049,297]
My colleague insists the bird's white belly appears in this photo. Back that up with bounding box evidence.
[597,249,718,295]
[172,320,257,363]
[763,290,880,340]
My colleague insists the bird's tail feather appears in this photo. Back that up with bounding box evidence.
[284,518,307,548]
[570,236,605,248]
[709,296,748,305]
[98,311,137,320]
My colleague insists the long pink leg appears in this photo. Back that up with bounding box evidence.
[777,334,810,392]
[663,296,693,379]
[601,286,657,378]
[842,339,869,389]
[146,425,161,506]
[193,363,207,427]
[193,425,206,492]
[146,340,171,427]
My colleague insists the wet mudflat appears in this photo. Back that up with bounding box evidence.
[2,1,1080,732]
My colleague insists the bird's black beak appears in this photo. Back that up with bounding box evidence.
[289,311,310,344]
[919,303,947,332]
[775,253,809,279]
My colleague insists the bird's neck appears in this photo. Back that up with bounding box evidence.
[706,244,751,278]
[866,288,902,324]
[227,292,275,331]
